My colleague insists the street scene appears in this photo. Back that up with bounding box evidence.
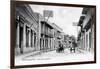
[15,4,95,65]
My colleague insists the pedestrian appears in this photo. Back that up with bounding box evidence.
[56,41,61,53]
[61,44,64,53]
[73,43,76,53]
[70,46,73,53]
[71,41,77,53]
[69,41,73,53]
[58,43,62,53]
[56,42,64,53]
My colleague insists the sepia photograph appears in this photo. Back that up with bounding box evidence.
[10,1,96,68]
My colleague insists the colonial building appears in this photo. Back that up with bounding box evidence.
[63,35,70,48]
[38,14,63,51]
[15,4,39,55]
[77,7,95,52]
[38,14,55,51]
[52,23,63,49]
[15,4,64,55]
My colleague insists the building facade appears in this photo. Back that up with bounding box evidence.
[77,8,95,52]
[63,35,70,48]
[38,15,63,51]
[15,4,39,55]
[15,4,64,55]
[52,23,63,49]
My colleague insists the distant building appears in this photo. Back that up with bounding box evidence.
[52,23,63,49]
[77,7,95,52]
[63,35,70,48]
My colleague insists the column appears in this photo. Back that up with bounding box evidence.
[43,35,45,51]
[22,24,26,53]
[15,23,20,55]
[37,21,41,51]
[52,38,54,50]
[92,25,94,52]
[32,31,34,48]
[41,37,43,50]
[44,23,46,51]
[36,35,38,50]
[31,30,33,47]
[33,32,36,51]
[87,32,89,51]
[50,38,51,50]
[48,38,50,50]
[28,29,31,47]
[51,38,52,50]
[35,35,38,51]
[47,37,48,49]
[84,29,86,51]
[16,23,20,48]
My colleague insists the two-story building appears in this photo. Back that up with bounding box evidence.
[77,7,96,52]
[52,23,63,49]
[15,4,39,55]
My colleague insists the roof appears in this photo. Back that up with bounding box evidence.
[52,23,63,32]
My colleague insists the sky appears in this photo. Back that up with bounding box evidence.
[29,4,83,38]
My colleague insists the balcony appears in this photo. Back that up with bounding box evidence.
[77,15,86,26]
[56,34,62,39]
[83,12,91,29]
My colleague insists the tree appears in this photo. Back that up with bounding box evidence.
[70,35,76,43]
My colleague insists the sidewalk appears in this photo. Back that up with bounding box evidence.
[15,50,41,61]
[77,48,94,54]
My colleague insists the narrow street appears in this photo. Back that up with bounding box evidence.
[14,5,95,66]
[15,47,94,65]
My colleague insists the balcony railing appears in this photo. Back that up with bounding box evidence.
[83,10,91,29]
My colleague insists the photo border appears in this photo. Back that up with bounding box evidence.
[10,1,96,69]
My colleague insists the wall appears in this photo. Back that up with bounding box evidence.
[0,0,100,69]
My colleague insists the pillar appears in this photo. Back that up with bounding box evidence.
[22,24,26,53]
[15,23,20,55]
[16,23,20,48]
[91,24,94,52]
[43,35,45,51]
[32,31,34,48]
[35,20,41,51]
[51,38,52,50]
[28,29,31,47]
[49,38,51,50]
[84,29,86,51]
[33,31,37,51]
[48,38,50,50]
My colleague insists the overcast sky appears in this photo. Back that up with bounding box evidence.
[30,4,83,38]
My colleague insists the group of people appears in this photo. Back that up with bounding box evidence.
[56,43,64,53]
[56,41,77,53]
